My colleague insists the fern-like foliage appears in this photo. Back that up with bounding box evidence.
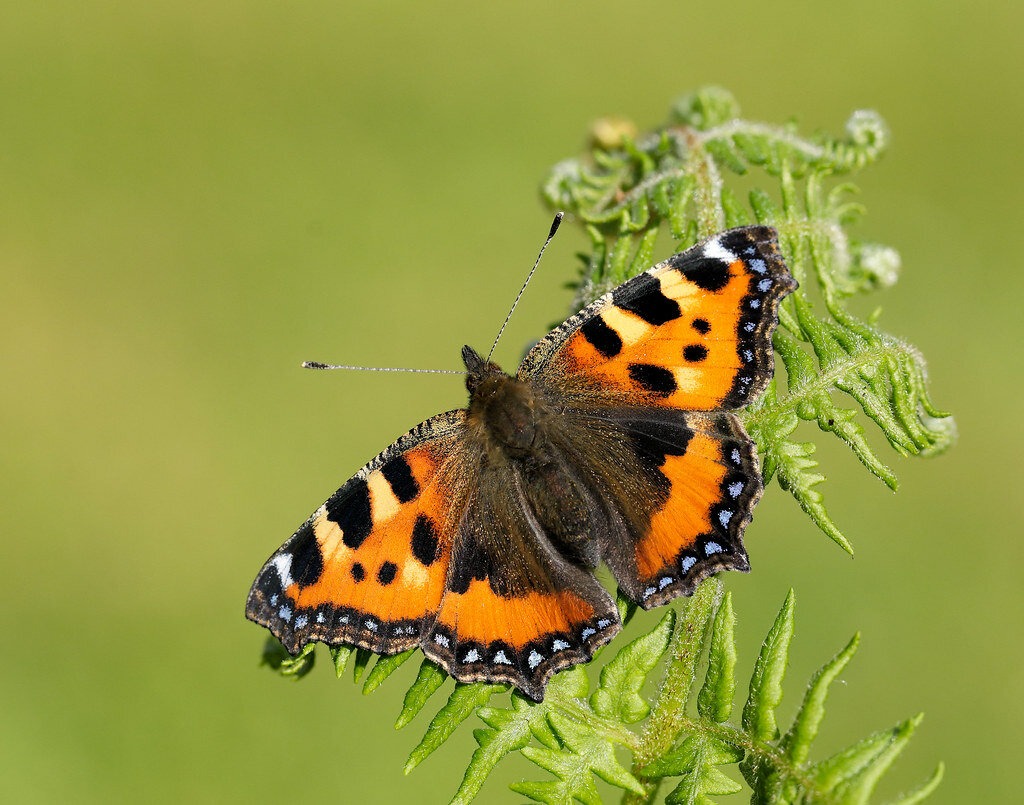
[265,580,942,803]
[541,86,954,551]
[257,88,952,802]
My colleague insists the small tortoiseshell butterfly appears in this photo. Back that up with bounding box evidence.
[247,224,795,701]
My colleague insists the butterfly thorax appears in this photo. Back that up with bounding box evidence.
[462,345,600,567]
[462,344,540,458]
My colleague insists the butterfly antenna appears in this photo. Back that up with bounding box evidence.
[302,361,461,375]
[486,212,564,362]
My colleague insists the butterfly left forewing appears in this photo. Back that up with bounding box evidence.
[246,411,468,655]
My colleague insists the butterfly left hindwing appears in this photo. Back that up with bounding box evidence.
[246,224,796,701]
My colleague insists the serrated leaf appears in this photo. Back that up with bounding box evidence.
[404,682,506,775]
[663,737,743,805]
[450,669,587,805]
[591,610,675,724]
[642,734,742,779]
[705,139,748,175]
[885,763,944,805]
[615,587,639,627]
[519,709,645,803]
[811,714,922,793]
[351,647,373,682]
[827,715,925,803]
[362,649,415,695]
[740,591,795,803]
[510,779,569,804]
[262,638,315,680]
[742,590,795,742]
[720,187,751,228]
[781,633,859,764]
[395,660,448,729]
[632,579,719,774]
[748,187,780,222]
[329,645,353,678]
[697,592,736,724]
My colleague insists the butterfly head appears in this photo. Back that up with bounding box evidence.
[461,345,506,395]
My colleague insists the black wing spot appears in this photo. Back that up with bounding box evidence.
[629,418,693,469]
[288,521,324,587]
[679,257,730,292]
[628,363,677,395]
[718,227,771,256]
[411,514,440,566]
[580,316,623,358]
[447,538,493,595]
[326,479,373,550]
[691,318,711,334]
[683,344,708,363]
[377,561,398,585]
[351,562,365,582]
[614,273,681,324]
[381,455,419,503]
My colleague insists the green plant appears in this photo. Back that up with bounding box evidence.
[259,87,953,803]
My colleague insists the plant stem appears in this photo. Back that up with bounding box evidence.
[622,579,719,803]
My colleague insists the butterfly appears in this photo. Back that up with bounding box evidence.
[246,224,796,702]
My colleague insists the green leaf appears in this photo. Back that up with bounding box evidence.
[742,590,795,742]
[351,647,373,683]
[363,649,415,695]
[404,682,506,775]
[632,579,719,772]
[515,709,645,804]
[591,610,676,724]
[740,591,795,802]
[661,736,743,805]
[885,763,945,805]
[329,645,354,678]
[697,592,737,724]
[453,668,588,805]
[261,638,315,680]
[819,714,926,802]
[394,660,448,729]
[781,633,859,764]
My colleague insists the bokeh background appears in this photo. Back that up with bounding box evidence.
[2,2,1020,802]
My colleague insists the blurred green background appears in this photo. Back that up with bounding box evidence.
[2,2,1020,802]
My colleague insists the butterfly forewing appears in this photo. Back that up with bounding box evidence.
[520,226,795,411]
[246,411,467,655]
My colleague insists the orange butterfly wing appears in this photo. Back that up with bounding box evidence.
[521,226,793,411]
[246,411,466,655]
[519,227,795,607]
[246,409,620,700]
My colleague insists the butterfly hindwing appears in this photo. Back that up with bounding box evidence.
[520,226,795,412]
[424,456,621,701]
[245,411,467,655]
[601,410,759,608]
